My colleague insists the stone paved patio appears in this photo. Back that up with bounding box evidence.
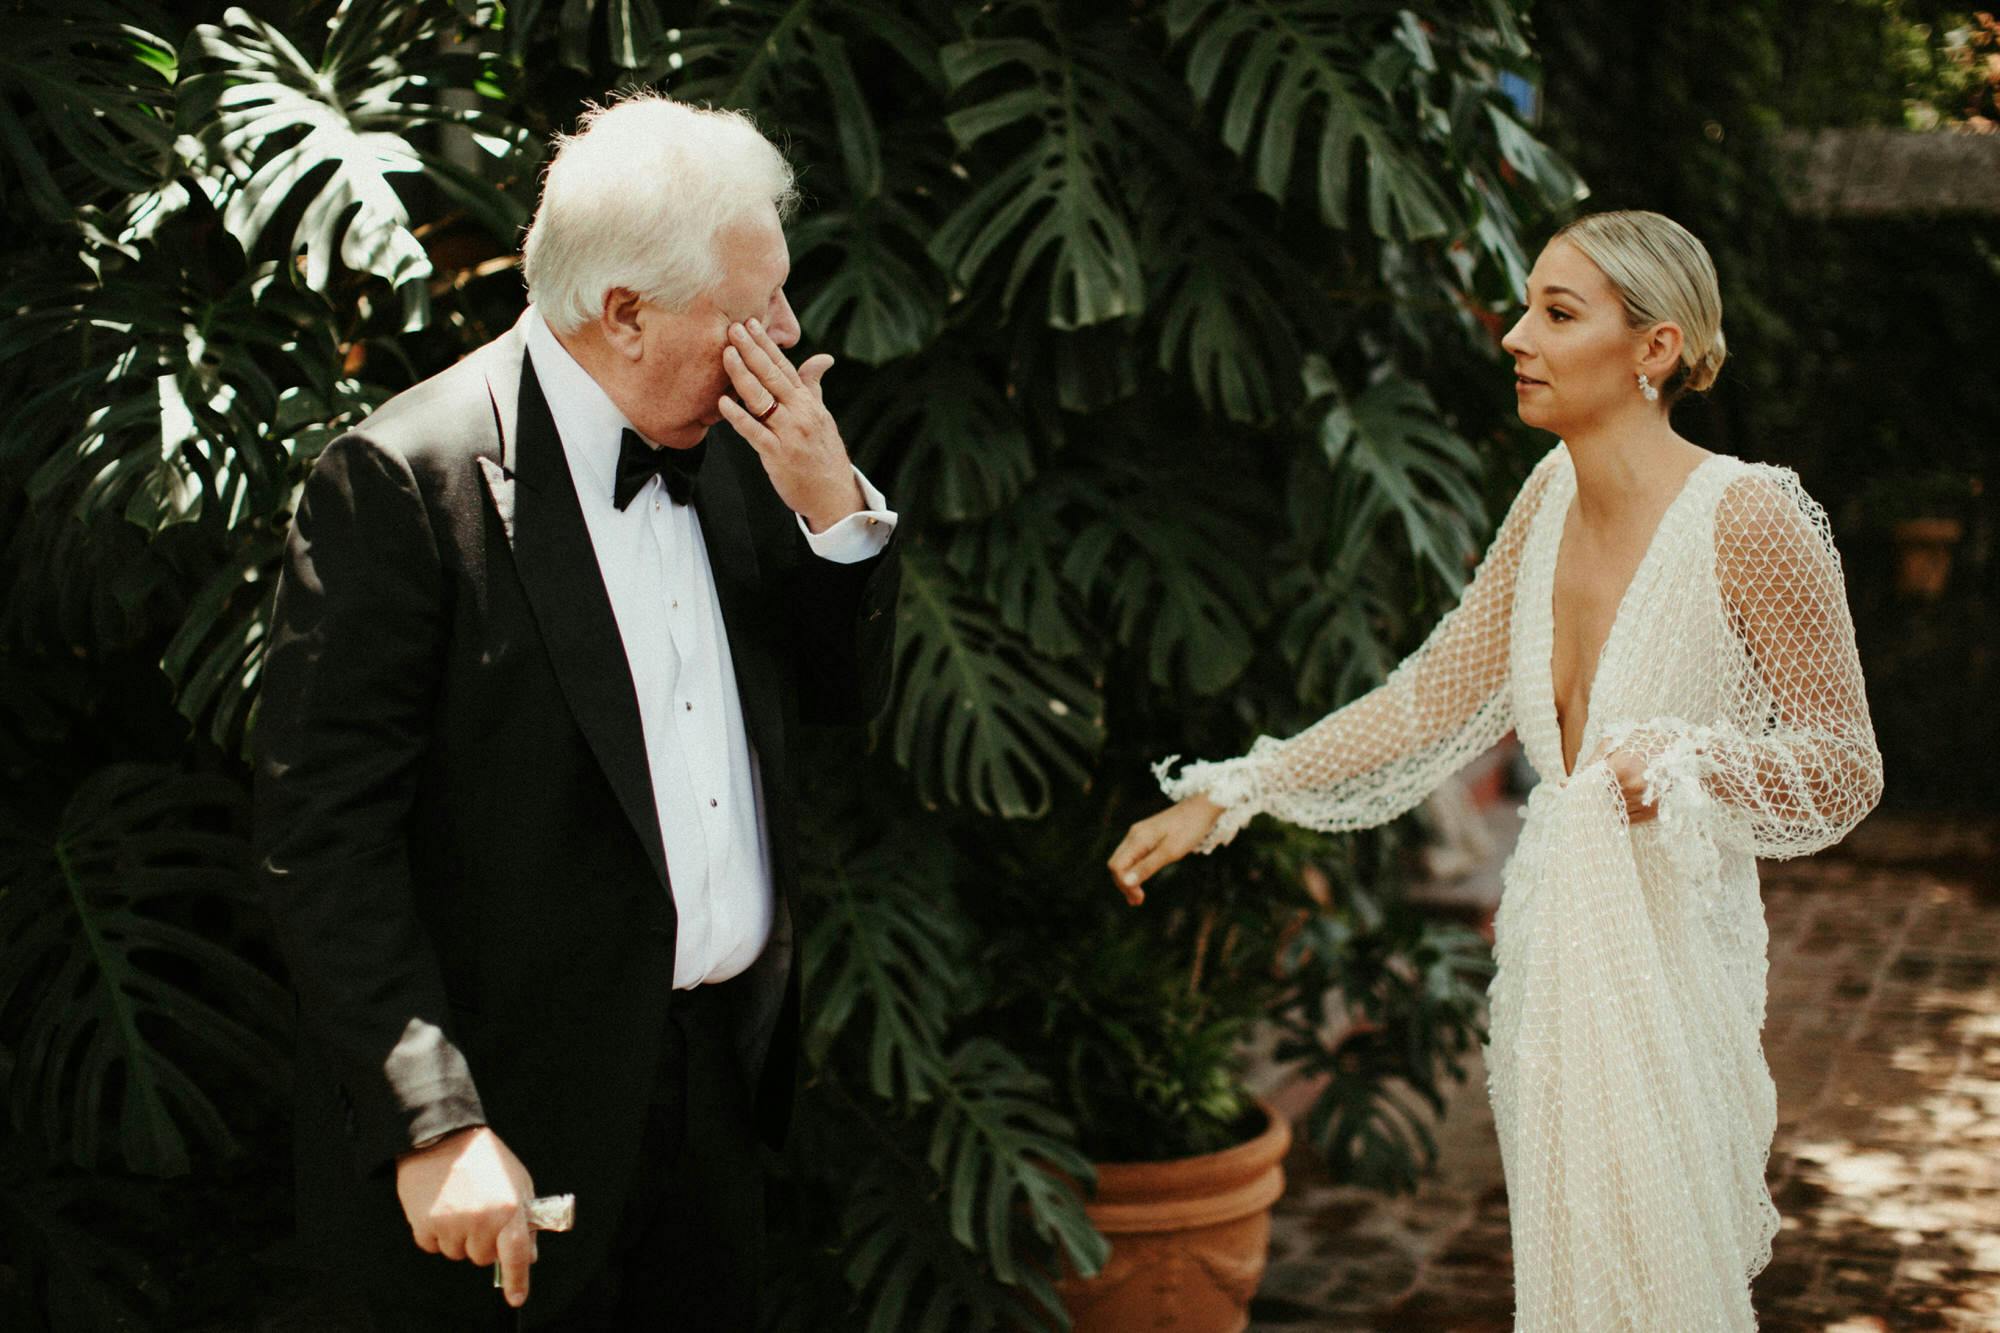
[1251,813,2000,1332]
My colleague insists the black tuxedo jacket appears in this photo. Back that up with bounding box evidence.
[252,312,899,1308]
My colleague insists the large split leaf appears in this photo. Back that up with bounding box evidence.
[661,0,945,213]
[660,3,950,361]
[157,370,382,758]
[0,765,287,1176]
[1168,0,1457,238]
[0,197,376,701]
[838,1151,1044,1333]
[793,196,947,366]
[931,17,1153,329]
[1314,369,1486,588]
[888,550,1104,819]
[945,480,1094,662]
[831,1038,1107,1331]
[800,822,970,1108]
[181,1,529,326]
[852,352,1034,524]
[667,0,943,136]
[1146,191,1313,425]
[0,3,176,221]
[1060,471,1267,697]
[1277,553,1402,708]
[925,1039,1107,1287]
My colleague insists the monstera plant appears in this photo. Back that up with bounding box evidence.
[0,1,1579,1328]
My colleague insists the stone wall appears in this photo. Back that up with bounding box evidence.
[1782,128,2000,216]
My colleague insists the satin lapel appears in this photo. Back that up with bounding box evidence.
[505,351,671,890]
[474,311,531,472]
[692,442,785,789]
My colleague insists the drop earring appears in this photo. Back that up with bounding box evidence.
[1637,372,1659,403]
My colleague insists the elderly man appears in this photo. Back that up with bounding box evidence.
[254,94,900,1328]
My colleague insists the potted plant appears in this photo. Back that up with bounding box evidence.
[961,798,1494,1332]
[1862,470,1978,601]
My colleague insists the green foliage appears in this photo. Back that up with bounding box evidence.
[1172,0,1454,237]
[181,0,531,326]
[851,352,1034,521]
[933,12,1161,329]
[0,4,177,224]
[838,1151,1044,1333]
[800,819,968,1107]
[1059,474,1266,698]
[0,1154,156,1331]
[1271,863,1493,1192]
[925,1039,1107,1287]
[1314,370,1486,588]
[0,0,1589,1323]
[0,764,286,1177]
[1014,917,1264,1161]
[889,549,1106,820]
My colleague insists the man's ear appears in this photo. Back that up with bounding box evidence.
[599,288,647,362]
[1637,321,1684,384]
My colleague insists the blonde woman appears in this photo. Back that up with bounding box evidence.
[1110,211,1882,1330]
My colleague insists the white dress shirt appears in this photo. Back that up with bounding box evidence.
[524,309,896,987]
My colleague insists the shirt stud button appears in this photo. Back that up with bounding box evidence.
[684,701,692,711]
[709,798,718,808]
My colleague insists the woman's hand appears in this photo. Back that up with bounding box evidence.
[1600,747,1661,826]
[1107,794,1225,905]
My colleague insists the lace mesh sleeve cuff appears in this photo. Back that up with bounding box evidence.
[1152,745,1273,852]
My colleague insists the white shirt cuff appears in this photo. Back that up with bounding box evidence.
[799,465,898,564]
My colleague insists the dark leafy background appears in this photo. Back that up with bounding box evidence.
[1,0,1989,1327]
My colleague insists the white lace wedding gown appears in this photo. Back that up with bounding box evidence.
[1157,444,1883,1331]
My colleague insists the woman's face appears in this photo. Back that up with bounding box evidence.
[1501,239,1656,436]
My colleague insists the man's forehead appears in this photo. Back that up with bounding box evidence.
[719,211,787,270]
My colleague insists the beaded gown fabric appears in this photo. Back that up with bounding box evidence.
[1158,444,1883,1331]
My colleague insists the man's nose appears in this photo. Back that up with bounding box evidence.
[768,291,800,348]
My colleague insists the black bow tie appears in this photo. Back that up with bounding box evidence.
[613,429,706,511]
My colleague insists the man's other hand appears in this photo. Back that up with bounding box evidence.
[395,1126,537,1307]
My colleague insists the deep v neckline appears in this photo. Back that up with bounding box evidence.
[1548,451,1721,778]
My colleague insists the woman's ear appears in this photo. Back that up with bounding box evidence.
[599,288,647,361]
[1638,321,1685,383]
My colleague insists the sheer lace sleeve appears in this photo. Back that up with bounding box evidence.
[1608,466,1884,859]
[1155,448,1562,851]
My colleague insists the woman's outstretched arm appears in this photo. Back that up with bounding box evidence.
[1112,448,1563,899]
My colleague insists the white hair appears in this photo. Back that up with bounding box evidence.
[522,92,799,333]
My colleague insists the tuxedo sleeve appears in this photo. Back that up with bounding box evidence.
[254,433,485,1174]
[788,521,901,727]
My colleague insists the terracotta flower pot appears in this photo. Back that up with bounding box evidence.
[1055,1101,1292,1333]
[1891,516,1964,601]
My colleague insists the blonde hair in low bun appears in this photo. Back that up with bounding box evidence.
[1553,210,1726,404]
